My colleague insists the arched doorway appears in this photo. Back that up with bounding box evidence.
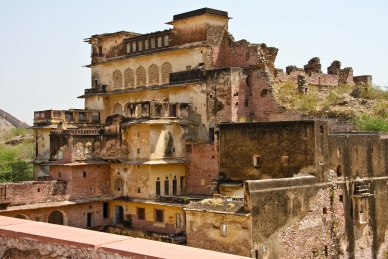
[48,210,64,225]
[113,205,124,223]
[15,214,29,220]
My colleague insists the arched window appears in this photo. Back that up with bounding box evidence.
[148,64,159,85]
[15,214,29,220]
[113,70,123,89]
[151,38,155,49]
[113,103,123,115]
[136,66,146,86]
[161,62,172,83]
[124,68,134,88]
[164,35,169,46]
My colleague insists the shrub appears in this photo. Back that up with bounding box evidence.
[359,85,388,100]
[352,116,388,132]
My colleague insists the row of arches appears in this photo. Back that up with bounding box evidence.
[113,62,172,89]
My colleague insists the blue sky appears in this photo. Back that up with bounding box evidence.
[1,0,387,124]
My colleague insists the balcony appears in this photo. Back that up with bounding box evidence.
[84,85,107,95]
[91,53,104,58]
[33,110,101,126]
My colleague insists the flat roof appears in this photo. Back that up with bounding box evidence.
[173,8,228,21]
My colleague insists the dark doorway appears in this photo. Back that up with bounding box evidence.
[173,179,177,195]
[87,212,94,227]
[103,202,109,219]
[48,210,64,225]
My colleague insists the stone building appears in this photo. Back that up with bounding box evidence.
[1,7,386,259]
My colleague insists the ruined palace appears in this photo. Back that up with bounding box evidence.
[1,7,388,259]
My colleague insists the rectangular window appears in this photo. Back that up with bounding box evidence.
[209,127,215,142]
[155,209,164,222]
[164,180,169,195]
[138,41,142,51]
[98,46,102,54]
[103,202,109,219]
[180,176,185,192]
[126,43,130,53]
[144,39,149,50]
[156,181,160,196]
[173,179,177,195]
[186,144,192,154]
[132,42,136,52]
[254,156,262,168]
[157,37,162,47]
[137,208,145,220]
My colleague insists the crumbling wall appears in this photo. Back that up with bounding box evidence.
[276,58,356,88]
[185,210,251,257]
[245,69,282,122]
[0,181,68,206]
[246,177,346,258]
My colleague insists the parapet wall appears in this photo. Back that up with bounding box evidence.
[0,216,246,259]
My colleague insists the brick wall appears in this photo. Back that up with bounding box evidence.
[277,70,340,87]
[0,181,68,206]
[50,164,111,199]
[212,40,260,69]
[185,142,219,195]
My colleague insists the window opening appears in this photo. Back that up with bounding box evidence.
[254,156,262,168]
[164,180,169,195]
[173,179,177,195]
[180,176,185,192]
[155,209,164,222]
[138,208,145,220]
[156,180,161,196]
[164,35,169,46]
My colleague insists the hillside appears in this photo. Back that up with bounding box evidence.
[272,81,388,131]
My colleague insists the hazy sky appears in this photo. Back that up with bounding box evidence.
[1,0,387,124]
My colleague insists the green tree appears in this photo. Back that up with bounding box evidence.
[0,146,33,182]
